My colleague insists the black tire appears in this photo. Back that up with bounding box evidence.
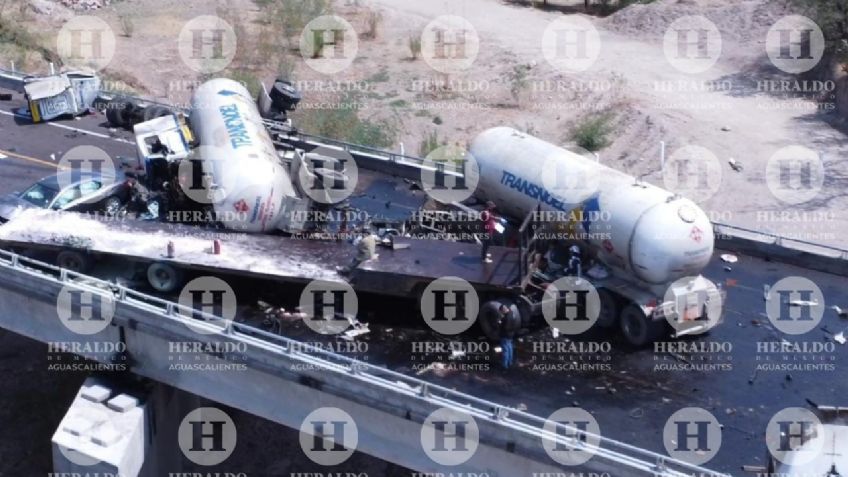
[119,101,138,128]
[143,105,171,122]
[270,79,301,112]
[56,250,93,274]
[147,262,185,293]
[103,195,123,216]
[105,100,127,128]
[596,289,619,328]
[619,303,667,347]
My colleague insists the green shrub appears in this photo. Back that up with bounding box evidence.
[296,93,396,149]
[569,111,615,152]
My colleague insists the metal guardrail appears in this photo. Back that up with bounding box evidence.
[713,222,848,259]
[0,247,729,477]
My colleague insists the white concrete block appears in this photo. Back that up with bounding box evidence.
[52,377,146,477]
[107,394,139,413]
[91,424,121,447]
[81,383,111,403]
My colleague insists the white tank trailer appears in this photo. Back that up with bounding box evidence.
[470,127,723,345]
[188,79,299,233]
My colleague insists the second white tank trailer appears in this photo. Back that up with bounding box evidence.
[470,127,723,345]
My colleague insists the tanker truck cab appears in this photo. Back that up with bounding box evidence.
[134,113,192,164]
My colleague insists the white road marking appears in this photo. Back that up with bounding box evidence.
[0,109,134,144]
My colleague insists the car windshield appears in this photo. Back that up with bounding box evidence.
[20,182,59,208]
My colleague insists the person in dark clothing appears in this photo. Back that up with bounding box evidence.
[565,244,583,277]
[149,136,171,156]
[497,304,516,369]
[480,201,498,263]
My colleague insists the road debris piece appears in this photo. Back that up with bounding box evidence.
[720,253,738,263]
[728,157,743,171]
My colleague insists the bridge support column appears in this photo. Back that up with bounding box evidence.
[52,376,201,477]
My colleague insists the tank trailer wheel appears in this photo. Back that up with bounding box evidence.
[146,262,185,293]
[143,105,171,122]
[596,289,619,328]
[619,303,666,347]
[103,195,123,216]
[479,298,522,342]
[56,250,93,274]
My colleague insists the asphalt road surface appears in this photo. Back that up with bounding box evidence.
[0,88,845,476]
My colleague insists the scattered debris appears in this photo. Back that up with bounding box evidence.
[516,403,528,411]
[0,93,12,101]
[669,352,691,364]
[748,369,758,384]
[834,331,846,345]
[724,266,732,272]
[728,157,743,171]
[341,322,370,341]
[722,126,732,132]
[742,465,767,473]
[831,305,848,318]
[720,254,738,263]
[629,408,644,419]
[661,397,672,404]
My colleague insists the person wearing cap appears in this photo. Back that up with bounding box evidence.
[480,201,498,263]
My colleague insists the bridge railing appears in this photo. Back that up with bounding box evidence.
[0,247,729,477]
[713,222,848,259]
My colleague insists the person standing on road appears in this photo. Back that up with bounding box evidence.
[339,230,378,275]
[565,244,583,277]
[497,304,516,369]
[480,201,498,263]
